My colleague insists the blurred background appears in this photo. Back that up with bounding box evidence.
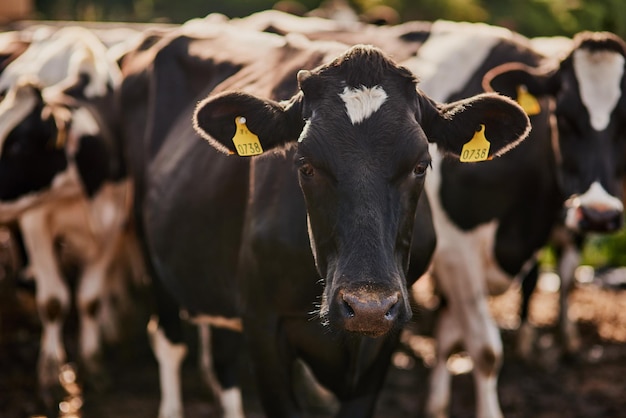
[0,0,624,40]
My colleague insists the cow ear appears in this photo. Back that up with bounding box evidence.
[482,62,558,100]
[193,91,304,156]
[422,92,531,160]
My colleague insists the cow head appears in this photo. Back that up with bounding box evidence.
[0,77,111,223]
[484,32,626,233]
[194,45,529,337]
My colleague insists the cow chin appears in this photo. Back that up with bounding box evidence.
[322,280,411,338]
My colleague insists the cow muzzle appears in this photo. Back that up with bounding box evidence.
[331,283,408,337]
[577,206,623,232]
[564,183,624,232]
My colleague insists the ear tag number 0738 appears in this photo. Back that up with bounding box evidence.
[460,124,490,163]
[232,116,263,156]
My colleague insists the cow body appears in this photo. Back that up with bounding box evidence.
[120,18,529,418]
[0,26,130,401]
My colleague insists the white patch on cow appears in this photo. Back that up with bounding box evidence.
[148,318,187,418]
[0,79,38,153]
[425,141,533,418]
[403,20,512,102]
[87,180,130,238]
[221,387,245,418]
[66,106,101,155]
[573,49,624,131]
[339,85,387,125]
[564,181,624,229]
[0,26,121,99]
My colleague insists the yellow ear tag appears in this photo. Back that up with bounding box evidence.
[460,124,490,163]
[232,116,263,156]
[516,85,541,116]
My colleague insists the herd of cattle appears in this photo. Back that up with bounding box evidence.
[0,8,625,418]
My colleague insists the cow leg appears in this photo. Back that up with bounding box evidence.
[556,238,581,354]
[425,304,460,418]
[198,323,221,398]
[211,327,245,418]
[148,278,187,418]
[429,250,503,418]
[517,261,539,360]
[76,235,120,391]
[20,208,70,396]
[245,315,300,417]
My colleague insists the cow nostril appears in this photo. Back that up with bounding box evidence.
[384,301,399,320]
[341,298,355,318]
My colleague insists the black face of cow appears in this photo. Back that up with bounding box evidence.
[293,54,430,336]
[0,83,67,202]
[194,44,531,337]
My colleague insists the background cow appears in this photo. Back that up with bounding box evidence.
[489,32,626,358]
[0,26,132,407]
[409,24,626,418]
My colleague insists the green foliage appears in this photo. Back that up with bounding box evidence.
[30,0,626,40]
[583,228,626,268]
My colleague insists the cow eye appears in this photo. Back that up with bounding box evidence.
[413,161,430,177]
[296,157,315,178]
[299,162,315,178]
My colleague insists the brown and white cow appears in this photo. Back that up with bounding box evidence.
[0,26,131,402]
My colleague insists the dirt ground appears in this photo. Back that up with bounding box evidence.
[1,262,625,418]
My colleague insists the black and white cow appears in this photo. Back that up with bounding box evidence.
[0,26,131,401]
[398,24,626,418]
[496,32,626,361]
[121,18,529,418]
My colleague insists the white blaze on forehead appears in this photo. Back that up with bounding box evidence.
[573,49,624,131]
[339,85,388,125]
[403,20,511,102]
[0,80,38,153]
